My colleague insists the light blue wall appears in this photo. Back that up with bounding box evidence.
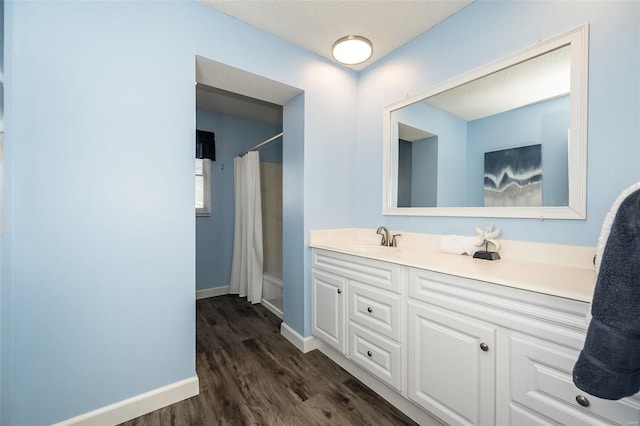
[195,109,282,291]
[2,1,356,424]
[282,93,306,335]
[0,0,5,421]
[356,1,640,246]
[467,95,570,207]
[0,0,3,123]
[2,1,14,424]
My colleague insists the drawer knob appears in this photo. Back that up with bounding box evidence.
[479,343,489,352]
[337,289,342,294]
[367,351,372,357]
[576,395,590,407]
[367,307,373,313]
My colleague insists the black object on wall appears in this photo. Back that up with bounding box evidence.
[196,130,216,161]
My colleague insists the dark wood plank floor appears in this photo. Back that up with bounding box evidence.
[120,295,418,426]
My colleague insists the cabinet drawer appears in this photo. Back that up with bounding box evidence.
[313,249,403,293]
[506,332,640,425]
[348,281,402,342]
[409,267,590,350]
[348,322,402,392]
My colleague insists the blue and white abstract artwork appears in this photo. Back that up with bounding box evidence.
[484,144,542,207]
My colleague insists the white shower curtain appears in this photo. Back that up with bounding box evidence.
[229,151,264,304]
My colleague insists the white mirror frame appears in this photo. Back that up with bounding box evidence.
[382,25,589,219]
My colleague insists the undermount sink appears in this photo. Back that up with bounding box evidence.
[342,243,401,255]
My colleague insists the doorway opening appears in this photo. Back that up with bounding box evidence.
[194,56,303,322]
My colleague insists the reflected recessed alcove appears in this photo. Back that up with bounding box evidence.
[397,123,438,208]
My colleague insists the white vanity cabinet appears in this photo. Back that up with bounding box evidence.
[409,267,640,426]
[310,248,640,426]
[312,249,405,392]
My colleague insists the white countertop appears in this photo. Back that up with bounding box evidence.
[310,229,597,303]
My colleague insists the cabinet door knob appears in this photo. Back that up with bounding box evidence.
[367,351,372,357]
[576,395,590,407]
[367,307,373,313]
[480,343,489,352]
[337,289,342,294]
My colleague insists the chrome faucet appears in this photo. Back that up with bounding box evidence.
[376,226,391,246]
[376,226,401,247]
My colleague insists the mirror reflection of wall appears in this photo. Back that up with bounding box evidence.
[393,103,467,207]
[391,43,572,209]
[467,95,569,207]
[397,124,438,207]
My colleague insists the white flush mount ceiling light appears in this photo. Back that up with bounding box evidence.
[332,35,373,65]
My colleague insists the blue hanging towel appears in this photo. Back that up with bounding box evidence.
[573,184,640,400]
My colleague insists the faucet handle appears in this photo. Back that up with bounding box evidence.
[391,234,402,247]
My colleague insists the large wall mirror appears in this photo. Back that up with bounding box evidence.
[382,25,588,219]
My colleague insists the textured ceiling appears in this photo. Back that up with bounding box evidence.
[201,0,473,71]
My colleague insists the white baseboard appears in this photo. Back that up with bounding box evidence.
[54,376,199,426]
[196,285,229,300]
[261,298,283,319]
[280,322,319,353]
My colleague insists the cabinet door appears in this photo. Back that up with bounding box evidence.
[312,270,346,354]
[500,331,640,426]
[408,301,496,426]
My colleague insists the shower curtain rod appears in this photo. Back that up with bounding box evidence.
[239,132,283,156]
